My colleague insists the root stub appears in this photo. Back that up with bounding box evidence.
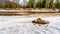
[32,18,49,24]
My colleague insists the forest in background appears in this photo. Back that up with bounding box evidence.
[0,0,60,9]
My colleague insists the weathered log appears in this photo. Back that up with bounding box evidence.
[32,18,49,24]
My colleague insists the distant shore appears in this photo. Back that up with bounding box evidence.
[0,9,60,16]
[0,9,59,12]
[0,12,60,16]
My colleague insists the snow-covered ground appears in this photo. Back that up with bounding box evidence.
[0,16,60,34]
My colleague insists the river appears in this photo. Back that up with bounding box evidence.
[0,13,60,34]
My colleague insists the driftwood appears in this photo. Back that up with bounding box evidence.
[32,18,49,24]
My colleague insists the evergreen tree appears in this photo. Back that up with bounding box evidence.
[27,0,35,8]
[56,0,60,8]
[37,0,41,8]
[49,0,55,9]
[42,0,48,8]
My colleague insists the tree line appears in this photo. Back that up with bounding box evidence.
[0,0,60,9]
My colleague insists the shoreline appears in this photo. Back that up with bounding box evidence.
[0,10,60,16]
[0,13,60,17]
[0,9,59,12]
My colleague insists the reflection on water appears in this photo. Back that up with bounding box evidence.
[0,16,60,34]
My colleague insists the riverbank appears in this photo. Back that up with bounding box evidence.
[0,12,60,16]
[0,9,60,16]
[0,9,59,12]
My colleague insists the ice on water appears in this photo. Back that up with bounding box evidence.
[0,16,60,34]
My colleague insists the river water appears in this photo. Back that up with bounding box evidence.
[0,13,60,34]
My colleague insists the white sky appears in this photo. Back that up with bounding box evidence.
[19,0,28,4]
